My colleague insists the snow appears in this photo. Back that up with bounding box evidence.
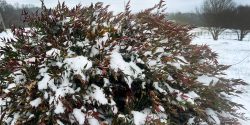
[187,91,200,99]
[10,113,20,125]
[46,48,61,57]
[1,25,250,125]
[54,101,65,114]
[110,52,143,88]
[30,98,42,108]
[12,70,26,84]
[57,120,64,125]
[64,56,92,71]
[187,117,195,124]
[131,109,168,125]
[158,105,165,112]
[166,83,196,104]
[132,111,147,125]
[0,29,15,41]
[72,108,86,125]
[88,117,100,125]
[196,75,219,86]
[64,56,92,79]
[25,57,36,63]
[0,98,7,112]
[192,30,250,124]
[90,84,108,105]
[38,73,52,90]
[206,108,220,124]
[153,82,167,95]
[7,83,16,89]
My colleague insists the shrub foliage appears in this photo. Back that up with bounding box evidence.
[0,1,246,124]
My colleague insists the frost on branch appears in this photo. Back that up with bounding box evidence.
[0,0,246,124]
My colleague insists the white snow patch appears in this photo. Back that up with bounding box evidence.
[153,82,167,95]
[147,60,157,67]
[11,70,26,84]
[64,56,92,70]
[90,45,99,57]
[110,52,143,88]
[206,108,220,124]
[54,101,65,114]
[7,84,16,89]
[73,108,86,125]
[158,105,165,112]
[38,73,53,90]
[0,98,6,107]
[132,111,147,125]
[187,117,195,125]
[46,48,60,57]
[154,47,164,54]
[64,56,92,79]
[10,113,20,125]
[196,75,219,86]
[187,91,200,99]
[0,29,15,41]
[30,97,42,108]
[90,85,108,105]
[25,57,36,63]
[88,117,100,125]
[57,120,64,125]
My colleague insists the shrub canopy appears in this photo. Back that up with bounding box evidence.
[0,1,246,124]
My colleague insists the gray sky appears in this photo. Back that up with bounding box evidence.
[5,0,250,13]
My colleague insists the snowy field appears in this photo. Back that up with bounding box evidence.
[191,28,250,125]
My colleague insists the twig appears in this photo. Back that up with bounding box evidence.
[230,53,250,66]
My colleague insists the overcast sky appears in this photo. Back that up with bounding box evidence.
[5,0,250,13]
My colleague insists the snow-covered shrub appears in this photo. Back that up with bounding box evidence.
[0,1,246,124]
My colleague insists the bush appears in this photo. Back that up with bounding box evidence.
[0,1,246,124]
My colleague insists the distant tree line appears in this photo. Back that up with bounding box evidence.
[169,0,250,41]
[0,0,39,31]
[168,13,204,27]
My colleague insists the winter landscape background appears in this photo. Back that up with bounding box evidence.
[191,28,250,124]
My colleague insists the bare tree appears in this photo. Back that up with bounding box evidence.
[0,0,6,31]
[199,0,235,40]
[0,0,39,29]
[0,12,5,32]
[232,6,250,41]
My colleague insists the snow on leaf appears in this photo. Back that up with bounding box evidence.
[153,82,167,95]
[187,117,195,125]
[110,52,143,88]
[158,105,165,112]
[187,91,200,99]
[64,56,92,79]
[64,56,92,71]
[206,108,220,124]
[54,101,65,114]
[196,75,219,86]
[73,108,86,125]
[38,73,53,90]
[30,97,42,108]
[46,48,61,57]
[88,117,100,125]
[90,85,108,105]
[132,111,147,125]
[56,120,64,125]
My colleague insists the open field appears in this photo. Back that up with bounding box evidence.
[192,28,250,124]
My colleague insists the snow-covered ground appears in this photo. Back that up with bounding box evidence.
[191,28,250,125]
